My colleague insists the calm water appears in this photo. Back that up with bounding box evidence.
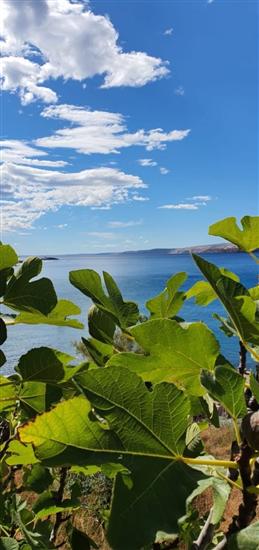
[2,252,258,374]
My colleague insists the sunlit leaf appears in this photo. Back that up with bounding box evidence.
[15,300,83,329]
[201,364,247,420]
[0,244,18,270]
[146,272,187,318]
[209,216,259,252]
[108,319,219,395]
[69,269,139,329]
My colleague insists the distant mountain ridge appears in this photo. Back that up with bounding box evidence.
[119,243,239,256]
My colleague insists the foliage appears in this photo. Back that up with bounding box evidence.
[0,216,259,549]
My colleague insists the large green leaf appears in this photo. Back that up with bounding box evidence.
[18,381,47,414]
[6,440,39,466]
[193,254,259,346]
[69,269,139,330]
[18,368,205,549]
[15,300,83,329]
[227,520,259,549]
[146,272,187,318]
[4,257,57,315]
[0,244,18,270]
[16,347,83,384]
[209,215,259,252]
[201,365,247,420]
[108,319,219,395]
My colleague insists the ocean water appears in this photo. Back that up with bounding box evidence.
[1,252,258,374]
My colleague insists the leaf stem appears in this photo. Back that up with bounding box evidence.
[233,419,242,446]
[180,456,238,469]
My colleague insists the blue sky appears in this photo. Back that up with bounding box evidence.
[1,0,258,254]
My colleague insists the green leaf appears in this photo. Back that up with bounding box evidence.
[185,269,240,306]
[6,440,39,466]
[16,347,82,384]
[81,337,113,367]
[192,254,259,345]
[23,464,52,493]
[88,305,116,344]
[227,520,259,549]
[70,528,97,550]
[0,539,19,550]
[32,491,79,520]
[0,376,16,413]
[209,215,259,252]
[250,374,259,402]
[0,244,18,270]
[187,477,230,525]
[201,365,247,420]
[15,300,83,329]
[18,368,205,549]
[4,257,57,315]
[108,319,220,396]
[18,381,46,414]
[0,318,7,345]
[146,272,187,318]
[69,269,139,330]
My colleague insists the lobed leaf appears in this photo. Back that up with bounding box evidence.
[108,319,220,395]
[146,272,187,318]
[209,215,259,252]
[15,299,83,329]
[201,364,247,420]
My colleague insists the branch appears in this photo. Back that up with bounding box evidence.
[49,467,68,545]
[191,509,214,550]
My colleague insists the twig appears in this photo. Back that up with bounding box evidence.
[191,509,214,550]
[49,467,68,545]
[238,341,247,376]
[227,443,257,535]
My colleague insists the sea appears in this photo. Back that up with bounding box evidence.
[1,252,258,375]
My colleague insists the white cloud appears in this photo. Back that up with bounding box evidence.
[1,0,169,103]
[159,203,199,210]
[87,232,115,239]
[0,140,68,167]
[188,195,212,201]
[160,167,169,175]
[108,219,142,228]
[55,224,68,229]
[1,139,148,232]
[174,86,185,96]
[138,158,157,167]
[164,28,174,36]
[36,104,190,154]
[132,194,149,202]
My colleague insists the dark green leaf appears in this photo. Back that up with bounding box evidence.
[4,257,57,315]
[201,365,247,420]
[23,464,52,493]
[88,305,116,344]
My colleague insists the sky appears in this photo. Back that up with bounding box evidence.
[1,0,258,254]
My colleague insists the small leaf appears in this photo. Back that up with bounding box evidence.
[209,215,259,252]
[88,305,116,344]
[0,376,16,412]
[6,440,39,465]
[227,520,259,549]
[193,254,259,345]
[146,272,187,318]
[69,269,139,329]
[0,244,18,270]
[4,257,57,315]
[24,464,52,493]
[16,347,81,384]
[15,300,83,329]
[201,365,247,420]
[0,318,7,345]
[0,539,19,550]
[250,374,259,402]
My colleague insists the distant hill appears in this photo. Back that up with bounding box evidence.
[119,243,239,256]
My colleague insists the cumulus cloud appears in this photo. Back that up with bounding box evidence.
[138,159,158,167]
[1,140,147,232]
[1,0,169,103]
[36,104,190,154]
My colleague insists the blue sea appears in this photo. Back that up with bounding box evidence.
[2,252,258,374]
